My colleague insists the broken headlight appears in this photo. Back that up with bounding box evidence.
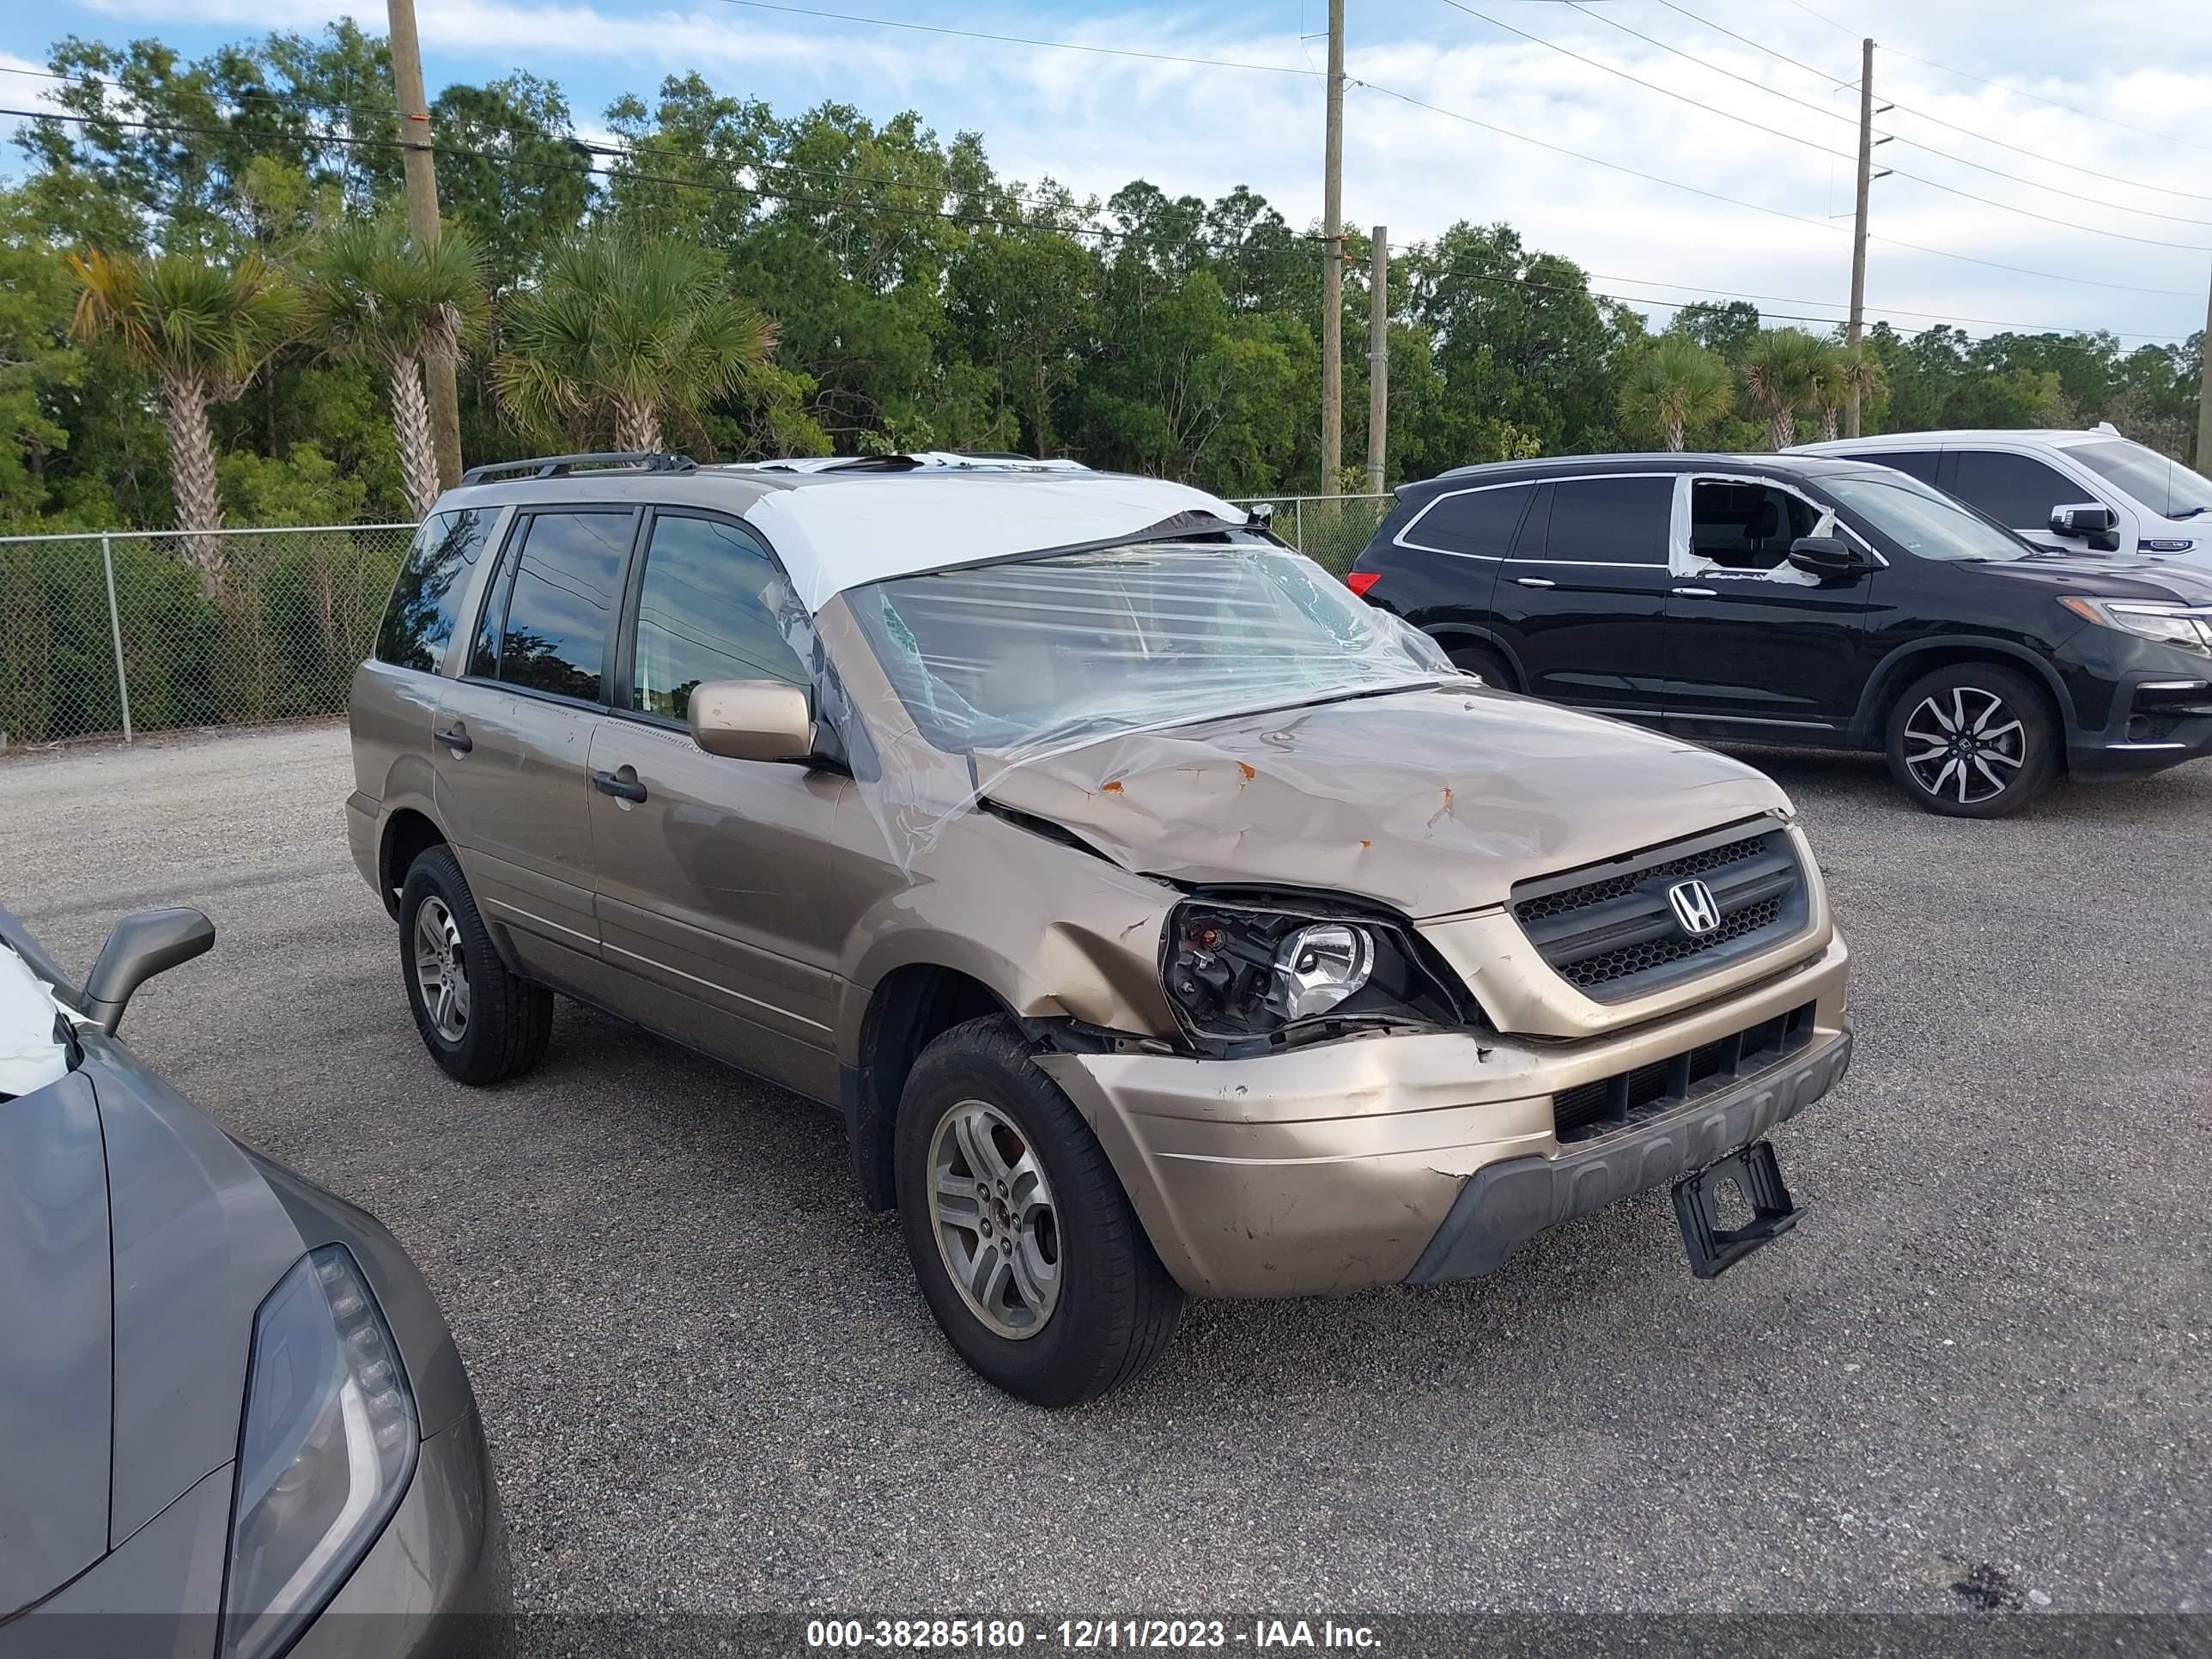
[1161,899,1468,1042]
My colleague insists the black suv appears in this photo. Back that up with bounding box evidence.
[1345,453,2212,816]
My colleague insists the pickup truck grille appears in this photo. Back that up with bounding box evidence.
[1510,822,1809,1003]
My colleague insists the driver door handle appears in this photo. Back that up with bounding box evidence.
[592,769,648,804]
[433,719,471,753]
[1672,586,1717,599]
[1514,576,1556,589]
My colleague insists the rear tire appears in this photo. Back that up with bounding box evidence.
[398,844,554,1085]
[1446,641,1515,690]
[896,1016,1182,1407]
[1883,662,2059,818]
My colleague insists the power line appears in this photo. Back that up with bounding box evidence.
[9,101,2194,342]
[699,0,1321,77]
[1881,42,2212,161]
[1348,80,2202,298]
[1428,0,2212,251]
[1554,3,2212,225]
[1646,1,2212,204]
[1577,273,2192,342]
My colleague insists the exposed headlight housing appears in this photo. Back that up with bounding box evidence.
[2060,595,2212,653]
[222,1244,418,1659]
[1161,898,1472,1047]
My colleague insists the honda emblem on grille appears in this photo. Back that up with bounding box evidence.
[1667,878,1723,937]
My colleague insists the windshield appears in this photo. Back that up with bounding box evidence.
[2069,440,2212,520]
[848,541,1450,754]
[1821,471,2033,562]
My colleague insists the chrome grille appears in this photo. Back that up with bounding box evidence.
[1511,823,1809,1003]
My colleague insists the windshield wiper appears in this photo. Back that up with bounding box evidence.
[2167,506,2208,520]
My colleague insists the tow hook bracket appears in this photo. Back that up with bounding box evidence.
[1673,1139,1802,1279]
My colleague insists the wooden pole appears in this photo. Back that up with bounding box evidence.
[387,0,464,491]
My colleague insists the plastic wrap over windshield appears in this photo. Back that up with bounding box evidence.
[836,541,1454,866]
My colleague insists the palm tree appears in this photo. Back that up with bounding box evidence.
[1738,327,1828,451]
[493,228,778,453]
[1832,340,1888,439]
[68,248,299,561]
[1620,335,1734,452]
[302,215,487,520]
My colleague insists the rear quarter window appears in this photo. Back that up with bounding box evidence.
[1401,483,1534,558]
[374,510,496,673]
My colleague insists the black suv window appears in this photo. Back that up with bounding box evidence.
[374,509,495,672]
[1949,451,2083,529]
[1532,477,1674,565]
[1852,450,1942,486]
[1404,484,1534,558]
[1690,481,1819,571]
[629,514,808,721]
[470,509,633,702]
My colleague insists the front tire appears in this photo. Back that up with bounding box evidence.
[398,844,554,1085]
[1883,662,2058,817]
[896,1016,1182,1407]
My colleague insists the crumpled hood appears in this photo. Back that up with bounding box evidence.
[978,684,1789,917]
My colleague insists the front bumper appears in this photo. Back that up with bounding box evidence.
[1038,933,1848,1298]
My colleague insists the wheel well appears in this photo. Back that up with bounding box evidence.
[1867,648,2067,764]
[1427,628,1522,690]
[378,810,448,919]
[846,964,1012,1212]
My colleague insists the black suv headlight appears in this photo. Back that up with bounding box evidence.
[222,1244,418,1659]
[2061,595,2212,653]
[1160,897,1472,1044]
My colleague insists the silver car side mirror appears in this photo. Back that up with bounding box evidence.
[81,907,215,1035]
[687,679,817,763]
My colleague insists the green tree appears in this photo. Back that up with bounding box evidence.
[494,228,777,453]
[67,246,298,555]
[1739,327,1827,451]
[1619,335,1732,452]
[302,213,486,518]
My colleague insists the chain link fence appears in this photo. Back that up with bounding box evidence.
[0,524,416,750]
[1231,493,1394,576]
[0,495,1395,751]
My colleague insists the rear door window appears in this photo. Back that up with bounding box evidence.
[1534,477,1674,564]
[1402,483,1534,559]
[374,509,495,672]
[1948,451,2084,530]
[469,508,634,702]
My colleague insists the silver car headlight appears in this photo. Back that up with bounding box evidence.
[222,1244,418,1659]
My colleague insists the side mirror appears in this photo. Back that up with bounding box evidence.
[80,907,214,1036]
[688,679,816,763]
[2050,502,2117,538]
[1786,536,1873,582]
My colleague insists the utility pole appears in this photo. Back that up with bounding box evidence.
[387,0,464,492]
[1845,36,1875,439]
[1366,228,1389,496]
[1321,0,1346,494]
[2197,264,2212,470]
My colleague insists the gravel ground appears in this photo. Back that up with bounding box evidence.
[2,722,2207,1615]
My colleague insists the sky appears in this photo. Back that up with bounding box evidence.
[5,0,2212,349]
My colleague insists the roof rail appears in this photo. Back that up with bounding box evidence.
[458,451,698,485]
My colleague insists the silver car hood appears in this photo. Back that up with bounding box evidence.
[0,1042,305,1616]
[0,1070,112,1618]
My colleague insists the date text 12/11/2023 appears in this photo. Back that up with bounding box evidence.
[805,1620,1383,1650]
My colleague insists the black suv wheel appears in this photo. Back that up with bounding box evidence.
[1883,662,2058,817]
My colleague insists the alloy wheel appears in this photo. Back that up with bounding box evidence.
[1901,684,2027,806]
[412,896,471,1043]
[927,1099,1062,1340]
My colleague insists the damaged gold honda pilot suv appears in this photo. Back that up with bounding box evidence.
[349,452,1852,1405]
